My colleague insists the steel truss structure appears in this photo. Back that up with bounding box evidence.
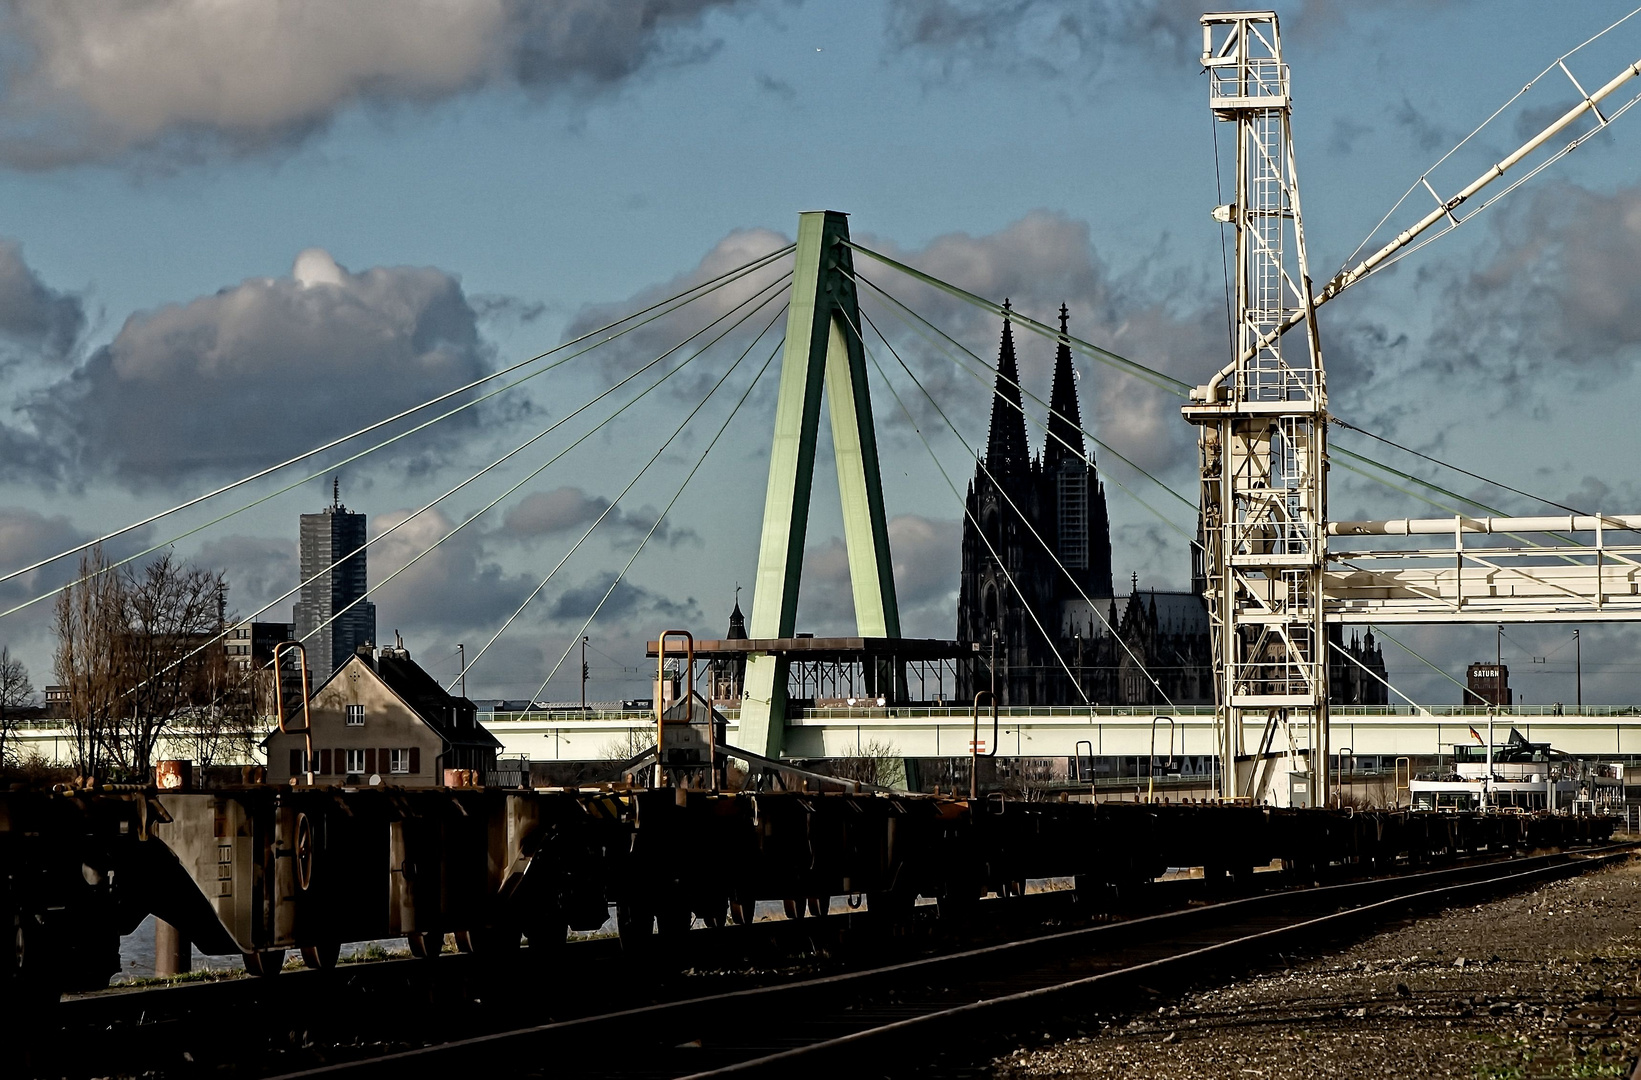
[1184,11,1331,806]
[1327,516,1641,624]
[1187,12,1641,805]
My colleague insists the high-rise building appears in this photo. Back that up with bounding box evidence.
[293,481,376,678]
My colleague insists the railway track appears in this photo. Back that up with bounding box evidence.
[263,844,1636,1080]
[40,879,1123,1078]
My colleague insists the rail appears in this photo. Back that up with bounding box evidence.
[260,844,1638,1078]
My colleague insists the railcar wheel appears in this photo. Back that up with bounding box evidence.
[242,950,285,977]
[299,942,340,971]
[526,913,567,955]
[457,928,522,955]
[697,900,727,930]
[656,904,691,939]
[407,931,445,959]
[616,902,652,952]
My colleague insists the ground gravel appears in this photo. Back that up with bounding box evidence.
[990,855,1641,1079]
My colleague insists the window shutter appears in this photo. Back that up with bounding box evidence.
[319,749,331,775]
[409,746,420,774]
[289,748,302,776]
[365,748,376,775]
[380,747,390,775]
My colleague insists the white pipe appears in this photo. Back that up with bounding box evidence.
[1327,514,1641,536]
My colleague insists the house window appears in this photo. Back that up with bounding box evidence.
[389,749,410,775]
[344,748,366,775]
[346,704,365,727]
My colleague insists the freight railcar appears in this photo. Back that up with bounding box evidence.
[0,784,1617,1011]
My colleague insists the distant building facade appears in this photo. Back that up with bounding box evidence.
[224,621,293,676]
[264,638,498,787]
[955,306,1388,708]
[293,483,376,678]
[1465,662,1512,707]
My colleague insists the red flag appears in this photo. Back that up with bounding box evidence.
[1469,726,1483,743]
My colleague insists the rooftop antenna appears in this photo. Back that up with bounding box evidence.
[332,476,340,510]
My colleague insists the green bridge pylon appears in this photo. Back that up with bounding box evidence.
[739,211,902,762]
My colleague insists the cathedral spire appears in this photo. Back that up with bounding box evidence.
[985,300,1030,475]
[1044,303,1085,470]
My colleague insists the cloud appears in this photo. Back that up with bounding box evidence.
[854,210,1219,474]
[0,239,84,360]
[0,0,751,168]
[367,506,538,637]
[195,534,296,616]
[498,485,693,546]
[795,514,960,636]
[882,1,1456,79]
[546,575,698,624]
[1326,117,1373,157]
[11,247,495,487]
[560,226,791,400]
[1426,182,1641,384]
[883,0,1198,79]
[754,72,795,100]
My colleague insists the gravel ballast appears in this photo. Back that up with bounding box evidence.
[991,854,1641,1079]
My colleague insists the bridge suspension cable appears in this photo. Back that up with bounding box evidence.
[1341,5,1641,278]
[849,270,1201,531]
[530,329,786,702]
[118,270,792,699]
[283,273,792,667]
[848,305,1176,709]
[846,314,1092,707]
[1331,417,1593,518]
[455,303,787,690]
[843,240,1193,397]
[0,242,796,594]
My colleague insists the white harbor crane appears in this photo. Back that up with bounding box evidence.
[1185,11,1641,806]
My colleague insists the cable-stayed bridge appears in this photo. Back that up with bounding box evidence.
[8,10,1641,806]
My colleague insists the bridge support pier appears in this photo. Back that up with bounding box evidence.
[738,211,901,764]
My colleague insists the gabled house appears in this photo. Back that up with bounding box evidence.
[264,639,501,787]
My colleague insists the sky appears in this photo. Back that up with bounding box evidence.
[1,0,1640,706]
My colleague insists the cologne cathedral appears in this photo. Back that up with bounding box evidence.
[956,305,1387,707]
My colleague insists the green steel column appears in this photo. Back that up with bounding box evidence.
[740,211,901,760]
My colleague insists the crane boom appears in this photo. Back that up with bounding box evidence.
[1197,51,1641,388]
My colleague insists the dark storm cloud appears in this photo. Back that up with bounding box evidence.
[498,486,693,547]
[547,576,699,623]
[368,507,539,638]
[12,248,494,488]
[1426,182,1641,385]
[0,0,751,169]
[195,534,297,614]
[0,239,84,361]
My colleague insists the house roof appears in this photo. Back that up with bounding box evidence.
[371,651,502,748]
[267,648,502,750]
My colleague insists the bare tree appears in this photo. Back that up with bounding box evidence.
[54,547,227,781]
[0,647,34,766]
[55,548,125,781]
[825,738,906,790]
